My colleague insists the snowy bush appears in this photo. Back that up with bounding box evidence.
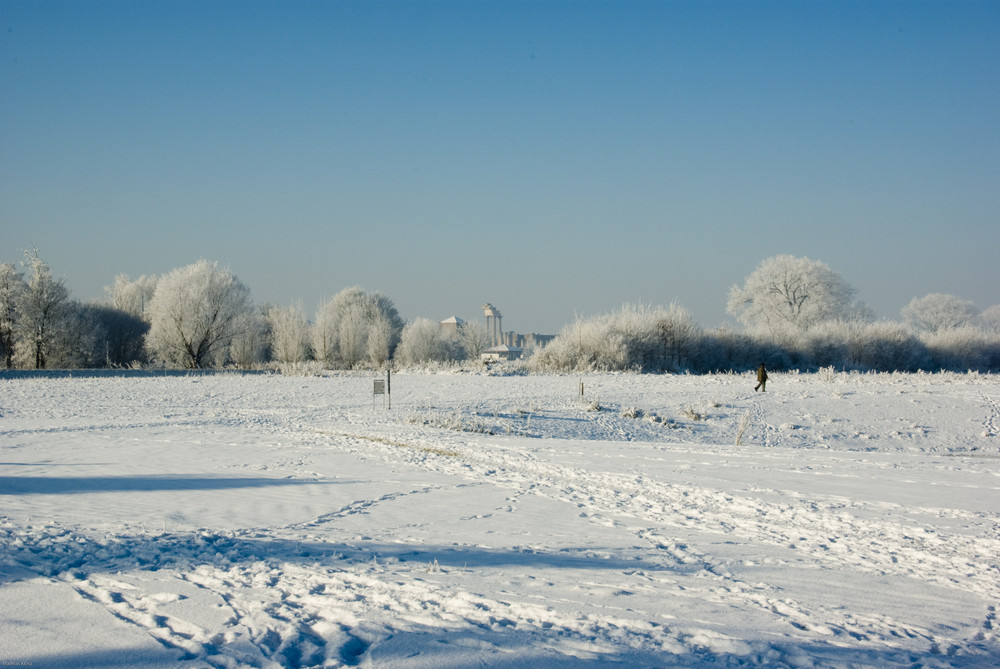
[924,327,1000,372]
[680,406,703,421]
[692,328,790,373]
[734,409,752,445]
[800,322,850,369]
[845,320,928,372]
[530,302,701,373]
[273,360,326,376]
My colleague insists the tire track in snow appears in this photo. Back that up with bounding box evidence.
[288,422,1000,660]
[308,427,1000,603]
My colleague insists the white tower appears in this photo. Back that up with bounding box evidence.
[482,303,502,348]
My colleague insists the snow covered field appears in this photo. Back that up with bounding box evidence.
[1,370,999,668]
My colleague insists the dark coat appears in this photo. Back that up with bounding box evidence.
[757,365,768,383]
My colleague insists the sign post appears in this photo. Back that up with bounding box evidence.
[373,366,392,410]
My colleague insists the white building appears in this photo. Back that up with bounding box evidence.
[440,304,554,362]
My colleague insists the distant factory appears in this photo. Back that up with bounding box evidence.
[440,303,556,361]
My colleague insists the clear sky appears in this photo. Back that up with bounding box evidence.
[2,1,998,335]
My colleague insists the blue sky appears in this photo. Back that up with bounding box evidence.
[2,1,998,334]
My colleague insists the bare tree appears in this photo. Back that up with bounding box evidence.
[902,293,979,334]
[145,260,254,368]
[727,255,863,336]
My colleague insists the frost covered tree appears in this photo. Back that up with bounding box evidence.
[14,250,71,369]
[267,302,311,364]
[457,321,489,360]
[396,318,461,366]
[979,305,1000,334]
[106,273,159,320]
[366,311,396,368]
[45,301,103,368]
[311,286,403,368]
[0,263,25,368]
[727,255,862,336]
[145,260,255,369]
[532,315,626,372]
[228,308,267,369]
[902,293,979,334]
[337,300,368,368]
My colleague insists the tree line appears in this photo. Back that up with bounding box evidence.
[1,251,997,372]
[532,256,999,373]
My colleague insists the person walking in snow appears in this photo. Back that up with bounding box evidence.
[754,363,768,392]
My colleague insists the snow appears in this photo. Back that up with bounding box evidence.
[1,369,999,668]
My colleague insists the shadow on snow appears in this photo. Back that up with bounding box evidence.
[0,475,334,495]
[3,527,998,668]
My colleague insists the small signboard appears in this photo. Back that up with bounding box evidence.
[373,379,386,409]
